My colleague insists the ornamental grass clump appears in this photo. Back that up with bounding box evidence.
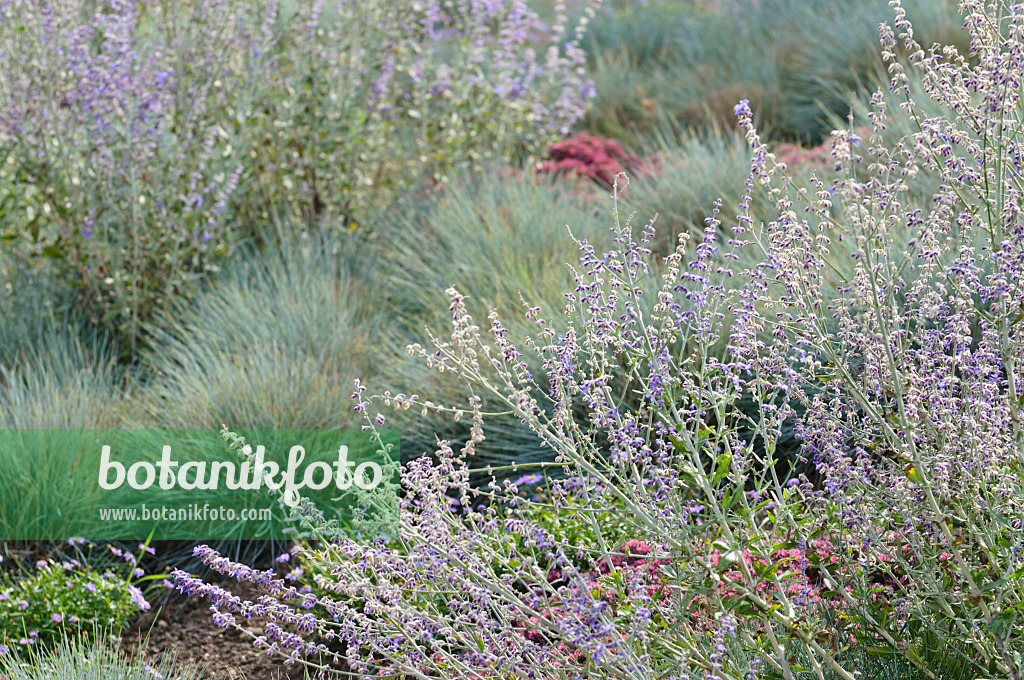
[0,635,204,680]
[377,167,612,472]
[581,0,969,145]
[139,227,381,431]
[172,1,1023,678]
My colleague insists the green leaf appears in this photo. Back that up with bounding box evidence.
[41,245,65,260]
[982,578,1007,592]
[668,435,688,454]
[725,484,745,510]
[906,645,926,667]
[712,454,732,486]
[752,557,795,583]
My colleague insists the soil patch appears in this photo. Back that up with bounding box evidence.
[122,580,306,680]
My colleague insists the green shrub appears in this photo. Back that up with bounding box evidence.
[0,0,254,347]
[0,0,598,348]
[239,0,599,230]
[0,547,154,658]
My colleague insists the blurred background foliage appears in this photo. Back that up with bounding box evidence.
[579,0,968,146]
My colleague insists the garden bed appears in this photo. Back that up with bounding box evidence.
[121,580,302,680]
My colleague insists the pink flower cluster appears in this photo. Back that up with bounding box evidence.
[536,132,661,190]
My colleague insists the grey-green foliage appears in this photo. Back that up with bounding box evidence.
[376,169,614,467]
[0,255,135,538]
[784,632,979,680]
[582,0,713,67]
[622,127,759,250]
[0,253,75,369]
[139,227,382,430]
[617,62,955,254]
[0,323,129,538]
[0,637,206,680]
[382,171,610,329]
[581,0,968,145]
[0,322,128,429]
[778,0,968,141]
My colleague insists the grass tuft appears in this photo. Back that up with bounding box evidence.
[0,636,205,680]
[138,227,383,431]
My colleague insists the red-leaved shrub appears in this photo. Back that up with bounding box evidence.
[537,132,660,190]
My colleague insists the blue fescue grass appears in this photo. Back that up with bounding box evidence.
[374,168,614,468]
[0,635,205,679]
[137,225,383,431]
[0,255,77,370]
[0,321,129,430]
[0,320,133,544]
[581,0,969,145]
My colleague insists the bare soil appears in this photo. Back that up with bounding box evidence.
[121,580,307,680]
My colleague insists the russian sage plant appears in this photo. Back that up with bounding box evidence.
[0,0,599,345]
[171,1,1022,678]
[0,0,256,345]
[242,0,601,228]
